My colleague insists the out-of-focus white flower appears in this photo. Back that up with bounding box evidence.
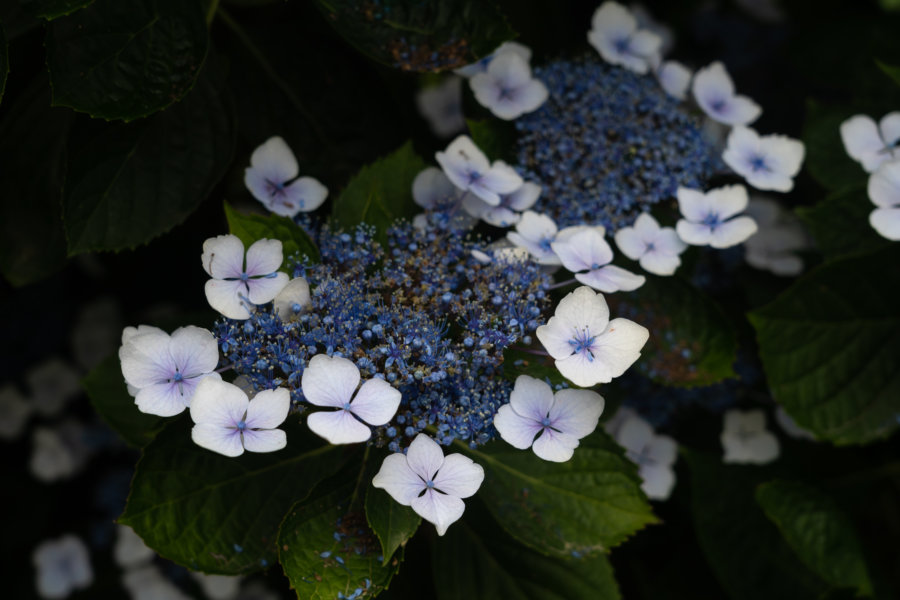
[656,60,692,100]
[867,158,900,241]
[113,525,155,568]
[588,1,662,74]
[743,196,809,276]
[676,185,758,248]
[614,413,678,501]
[192,572,242,600]
[839,112,900,173]
[122,565,191,600]
[29,422,90,483]
[26,358,81,417]
[416,76,466,138]
[721,409,780,464]
[692,62,761,126]
[614,213,687,276]
[723,126,805,192]
[33,534,93,599]
[244,137,328,217]
[470,52,548,120]
[71,296,122,370]
[0,384,32,441]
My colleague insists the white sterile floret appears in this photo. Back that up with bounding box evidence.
[839,113,900,173]
[192,572,242,600]
[656,60,692,101]
[33,534,93,599]
[372,433,484,536]
[119,325,221,416]
[494,375,604,462]
[536,286,649,388]
[588,1,662,75]
[721,409,780,465]
[415,76,465,138]
[301,354,401,445]
[243,136,328,217]
[201,234,290,320]
[551,226,646,292]
[506,210,561,265]
[463,181,541,227]
[0,384,32,441]
[435,135,523,205]
[29,422,90,482]
[743,196,809,276]
[630,4,674,57]
[614,413,677,501]
[454,41,532,78]
[190,379,290,458]
[26,358,81,417]
[692,61,761,126]
[774,407,817,441]
[122,565,191,600]
[470,52,549,120]
[614,213,687,276]
[867,158,900,240]
[113,525,155,568]
[723,126,805,192]
[273,277,312,321]
[676,185,759,249]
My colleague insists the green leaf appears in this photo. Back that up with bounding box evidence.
[467,118,515,163]
[120,419,350,574]
[801,101,867,192]
[331,141,427,241]
[685,451,828,600]
[797,186,888,260]
[62,61,234,255]
[0,79,71,287]
[19,0,94,20]
[748,245,900,445]
[876,59,900,87]
[45,0,208,120]
[432,502,621,600]
[501,347,566,386]
[756,480,873,596]
[83,354,164,448]
[608,276,737,387]
[0,22,7,104]
[457,430,657,557]
[279,480,399,599]
[365,483,421,565]
[224,203,321,264]
[313,0,514,72]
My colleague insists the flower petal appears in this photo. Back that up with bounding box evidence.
[532,428,580,462]
[676,187,713,222]
[246,272,290,305]
[349,377,401,426]
[709,216,758,249]
[301,354,361,408]
[244,387,290,429]
[245,239,283,277]
[192,423,244,457]
[119,330,173,389]
[307,409,371,444]
[493,404,543,449]
[168,326,219,378]
[372,453,424,506]
[249,136,298,181]
[205,278,252,320]
[281,177,328,214]
[840,115,886,172]
[586,317,650,382]
[241,428,287,453]
[405,433,445,482]
[413,167,458,209]
[576,265,646,293]
[508,374,555,422]
[676,220,713,246]
[548,388,604,439]
[640,463,676,500]
[433,453,484,498]
[201,235,245,279]
[707,184,749,220]
[190,378,247,427]
[868,159,900,208]
[639,250,681,276]
[135,382,188,417]
[869,207,900,240]
[411,489,466,536]
[273,277,312,319]
[657,60,691,100]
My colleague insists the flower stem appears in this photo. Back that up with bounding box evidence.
[547,278,578,291]
[510,346,550,357]
[205,0,220,25]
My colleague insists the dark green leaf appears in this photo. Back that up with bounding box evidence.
[19,0,94,20]
[224,203,320,264]
[45,0,208,120]
[467,118,515,163]
[801,101,867,192]
[756,480,873,596]
[876,59,900,87]
[607,276,737,387]
[748,245,900,445]
[432,502,621,600]
[62,62,234,255]
[685,451,828,600]
[0,22,7,104]
[365,484,420,565]
[331,141,427,241]
[797,186,888,260]
[119,419,350,574]
[313,0,514,72]
[457,430,657,557]
[501,347,566,386]
[0,79,70,287]
[279,480,400,599]
[83,354,164,448]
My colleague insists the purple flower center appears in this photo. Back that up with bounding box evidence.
[568,327,596,360]
[702,213,721,228]
[749,155,770,172]
[614,37,631,54]
[236,420,247,431]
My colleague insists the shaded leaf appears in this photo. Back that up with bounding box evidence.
[467,118,515,163]
[876,59,900,87]
[801,101,867,193]
[796,186,888,260]
[224,203,320,264]
[19,0,94,20]
[365,483,420,566]
[748,245,900,445]
[0,21,7,104]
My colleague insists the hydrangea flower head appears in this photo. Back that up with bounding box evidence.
[692,61,761,126]
[536,286,649,387]
[202,234,290,320]
[493,375,604,462]
[720,409,780,465]
[839,112,900,173]
[244,136,328,217]
[588,1,662,75]
[470,51,549,120]
[33,534,93,599]
[613,412,677,500]
[372,433,484,535]
[614,213,687,276]
[676,184,758,249]
[867,158,900,240]
[723,126,805,192]
[435,135,523,205]
[551,226,646,292]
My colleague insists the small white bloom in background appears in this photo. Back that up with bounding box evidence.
[32,534,93,599]
[435,135,523,205]
[190,379,290,457]
[494,375,604,462]
[692,62,761,126]
[656,60,692,100]
[839,112,900,173]
[301,355,401,445]
[273,277,312,321]
[676,185,759,249]
[244,136,328,217]
[119,326,221,417]
[867,158,900,240]
[372,433,484,536]
[26,358,81,417]
[630,4,675,57]
[470,52,548,120]
[113,525,155,569]
[463,181,541,227]
[614,413,678,501]
[71,296,122,371]
[201,235,290,320]
[192,572,242,600]
[614,213,687,276]
[413,166,466,212]
[723,126,805,192]
[743,196,809,276]
[454,41,532,78]
[551,226,646,292]
[602,405,639,439]
[0,384,32,441]
[415,76,466,138]
[471,244,531,265]
[721,409,780,465]
[588,1,662,75]
[536,286,649,388]
[29,422,90,483]
[506,210,562,265]
[774,407,817,441]
[122,565,191,600]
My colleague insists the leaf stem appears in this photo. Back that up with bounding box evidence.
[206,0,220,25]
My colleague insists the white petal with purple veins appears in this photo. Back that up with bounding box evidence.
[201,235,245,279]
[493,404,543,449]
[692,62,761,126]
[372,453,425,505]
[307,409,371,445]
[246,272,290,305]
[205,278,253,320]
[431,453,484,498]
[245,388,290,430]
[406,433,445,481]
[532,428,580,462]
[348,378,401,426]
[410,489,466,536]
[301,354,360,408]
[576,265,646,293]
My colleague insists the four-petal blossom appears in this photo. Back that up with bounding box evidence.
[493,375,604,462]
[743,196,808,275]
[506,210,562,264]
[551,226,646,292]
[588,1,662,75]
[721,409,780,465]
[614,213,687,276]
[435,136,523,205]
[676,185,759,248]
[470,51,548,120]
[867,159,900,240]
[33,534,93,599]
[692,61,761,126]
[614,413,678,501]
[723,126,805,192]
[372,433,484,535]
[415,76,466,138]
[839,113,900,173]
[244,136,328,217]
